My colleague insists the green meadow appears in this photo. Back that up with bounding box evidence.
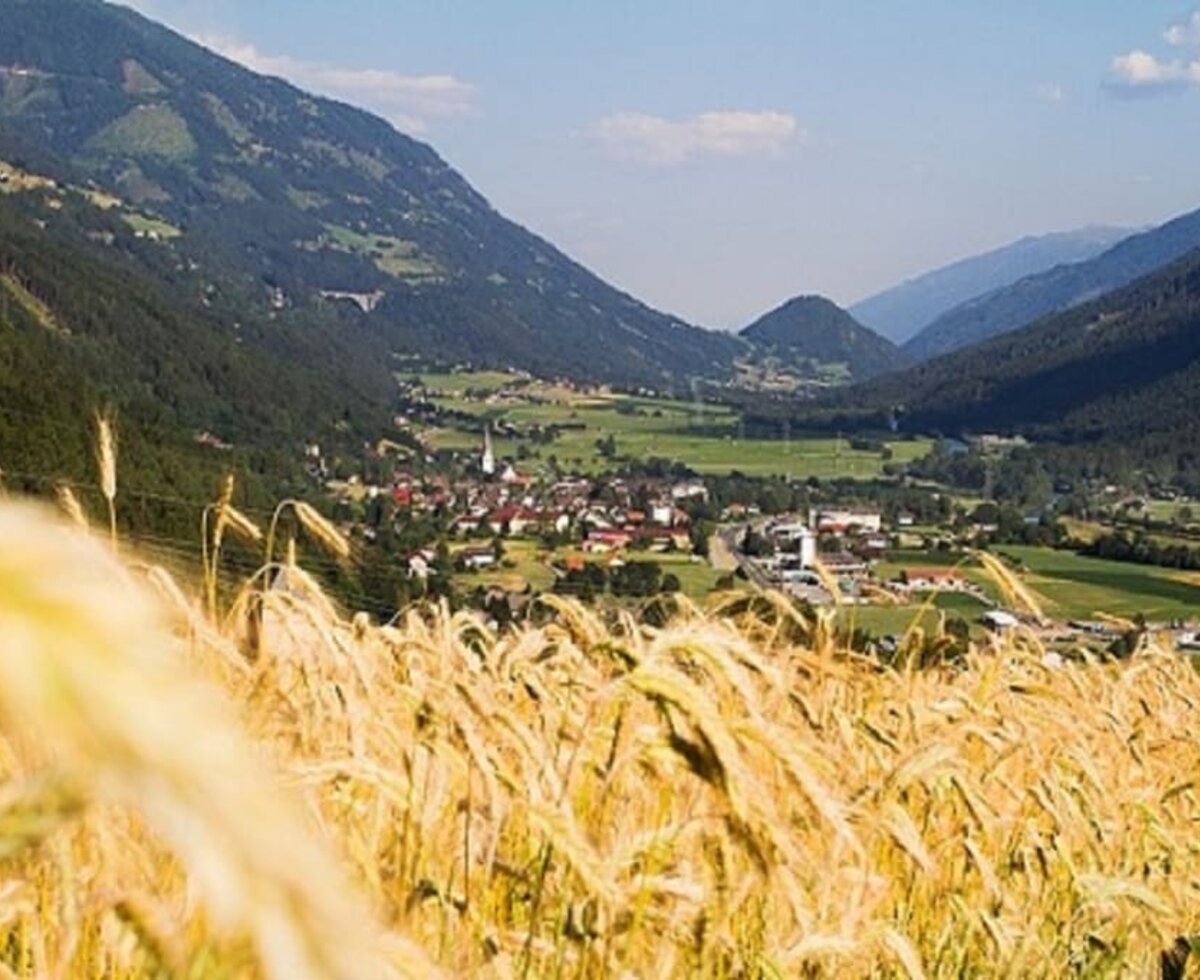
[416,371,930,479]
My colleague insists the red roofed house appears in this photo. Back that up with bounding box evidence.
[902,567,966,590]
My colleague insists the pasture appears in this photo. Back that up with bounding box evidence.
[415,371,931,479]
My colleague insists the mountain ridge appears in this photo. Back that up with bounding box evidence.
[783,246,1200,490]
[902,206,1200,361]
[0,0,745,388]
[850,226,1130,344]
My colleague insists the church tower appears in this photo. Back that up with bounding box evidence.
[481,425,496,477]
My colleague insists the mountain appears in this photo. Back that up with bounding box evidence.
[0,0,743,387]
[0,191,356,534]
[795,248,1200,486]
[850,227,1129,344]
[903,207,1200,361]
[739,295,906,381]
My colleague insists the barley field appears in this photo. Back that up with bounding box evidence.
[3,461,1200,976]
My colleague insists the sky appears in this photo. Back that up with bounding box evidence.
[120,0,1200,329]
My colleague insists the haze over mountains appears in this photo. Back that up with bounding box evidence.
[850,227,1129,345]
[902,207,1200,361]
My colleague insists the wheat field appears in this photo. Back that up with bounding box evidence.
[2,463,1200,977]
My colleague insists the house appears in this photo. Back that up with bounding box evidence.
[458,547,497,571]
[583,529,633,554]
[671,481,709,502]
[856,534,889,555]
[488,505,540,535]
[814,509,883,534]
[408,550,436,580]
[500,464,526,486]
[981,610,1020,632]
[901,567,966,591]
[819,552,870,577]
[454,514,483,535]
[194,430,233,451]
[650,504,674,526]
[637,527,691,552]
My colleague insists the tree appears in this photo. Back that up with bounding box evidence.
[610,561,663,598]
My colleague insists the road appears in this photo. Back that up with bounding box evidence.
[716,524,774,590]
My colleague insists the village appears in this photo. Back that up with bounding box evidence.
[309,424,1200,654]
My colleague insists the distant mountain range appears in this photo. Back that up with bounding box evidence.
[739,295,904,381]
[0,0,744,388]
[902,207,1200,361]
[850,227,1129,345]
[7,0,1200,499]
[804,247,1200,476]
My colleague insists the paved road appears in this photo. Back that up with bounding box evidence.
[717,524,774,590]
[708,529,739,573]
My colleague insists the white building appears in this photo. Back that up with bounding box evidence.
[769,521,817,568]
[813,508,883,534]
[481,426,496,477]
[982,610,1020,632]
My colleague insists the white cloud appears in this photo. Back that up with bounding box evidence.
[1035,82,1066,103]
[196,35,474,133]
[1109,48,1200,90]
[587,110,799,166]
[1165,11,1200,47]
[1109,11,1200,93]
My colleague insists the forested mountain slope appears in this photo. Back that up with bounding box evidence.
[740,295,905,380]
[0,0,743,386]
[806,249,1200,459]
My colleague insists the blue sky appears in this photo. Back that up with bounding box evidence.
[122,0,1200,329]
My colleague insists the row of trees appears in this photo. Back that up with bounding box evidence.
[1080,532,1200,571]
[552,561,681,601]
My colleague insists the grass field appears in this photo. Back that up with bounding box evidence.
[869,545,1200,624]
[998,545,1200,622]
[452,538,556,594]
[839,597,987,638]
[416,371,931,479]
[455,539,725,602]
[322,223,441,280]
[1134,499,1197,524]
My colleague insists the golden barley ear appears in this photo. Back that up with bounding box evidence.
[54,483,88,531]
[0,501,435,980]
[294,500,351,560]
[95,410,117,504]
[94,409,118,545]
[222,505,263,545]
[972,549,1046,623]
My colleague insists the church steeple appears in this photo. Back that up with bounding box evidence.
[481,425,496,477]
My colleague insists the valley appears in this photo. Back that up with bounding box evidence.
[4,2,1200,977]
